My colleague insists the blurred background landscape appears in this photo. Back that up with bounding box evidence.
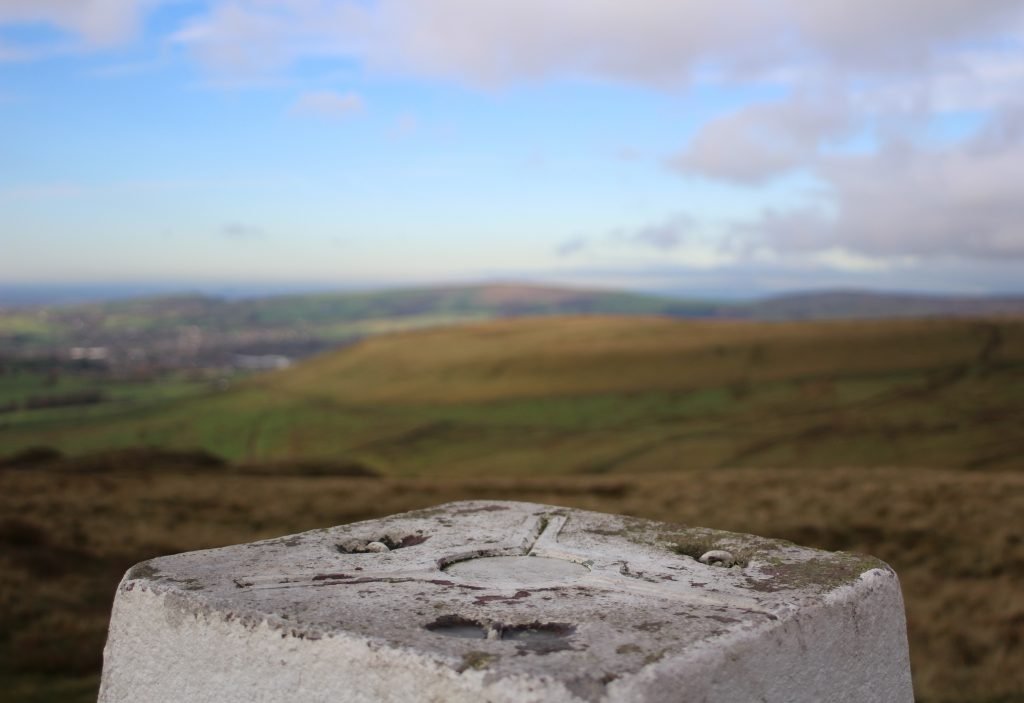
[2,284,1022,702]
[3,1,1024,701]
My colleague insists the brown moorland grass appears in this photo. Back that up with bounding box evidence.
[2,316,1023,475]
[269,316,1019,403]
[1,458,1021,703]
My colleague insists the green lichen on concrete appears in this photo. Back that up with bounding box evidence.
[669,535,753,567]
[743,553,889,593]
[536,516,550,535]
[127,561,161,581]
[603,514,792,566]
[397,509,450,519]
[643,649,668,665]
[601,513,891,592]
[126,562,208,590]
[458,650,497,672]
[175,577,205,591]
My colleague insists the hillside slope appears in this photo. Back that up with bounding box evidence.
[3,315,1022,476]
[740,290,1024,319]
[5,284,1024,363]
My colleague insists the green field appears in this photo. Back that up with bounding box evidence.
[4,316,1022,475]
[0,367,209,428]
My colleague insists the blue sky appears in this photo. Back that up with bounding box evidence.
[2,1,1024,297]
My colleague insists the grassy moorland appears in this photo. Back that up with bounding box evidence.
[3,316,1022,474]
[1,315,1022,702]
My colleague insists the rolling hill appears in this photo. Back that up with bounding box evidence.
[739,289,1024,319]
[3,314,1022,475]
[0,284,712,364]
[3,283,1023,365]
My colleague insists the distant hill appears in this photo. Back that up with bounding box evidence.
[3,315,1021,475]
[740,290,1024,320]
[0,284,711,364]
[1,283,1022,366]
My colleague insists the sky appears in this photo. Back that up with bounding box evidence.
[2,1,1024,298]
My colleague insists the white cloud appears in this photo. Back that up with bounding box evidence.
[0,183,86,200]
[0,0,149,47]
[6,1,1024,89]
[671,95,855,184]
[167,1,1024,86]
[614,214,697,251]
[556,237,588,258]
[553,254,1024,296]
[7,0,1024,273]
[781,0,1024,69]
[359,0,779,87]
[559,214,712,261]
[171,3,294,76]
[290,90,364,119]
[167,0,751,84]
[220,222,265,239]
[170,1,365,79]
[854,46,1024,116]
[733,115,1024,260]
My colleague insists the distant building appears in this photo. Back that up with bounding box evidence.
[177,326,203,354]
[70,346,110,361]
[232,354,292,371]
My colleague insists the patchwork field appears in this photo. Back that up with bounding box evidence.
[3,316,1023,474]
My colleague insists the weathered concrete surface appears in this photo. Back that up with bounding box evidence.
[99,501,914,702]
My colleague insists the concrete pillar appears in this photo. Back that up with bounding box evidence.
[99,501,914,702]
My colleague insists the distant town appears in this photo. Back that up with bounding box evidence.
[3,283,1024,381]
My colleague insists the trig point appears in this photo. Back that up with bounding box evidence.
[99,501,914,702]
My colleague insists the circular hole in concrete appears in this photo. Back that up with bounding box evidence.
[502,622,575,642]
[425,615,488,639]
[502,622,577,654]
[336,533,430,554]
[443,556,589,585]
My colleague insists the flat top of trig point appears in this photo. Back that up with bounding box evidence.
[122,501,890,696]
